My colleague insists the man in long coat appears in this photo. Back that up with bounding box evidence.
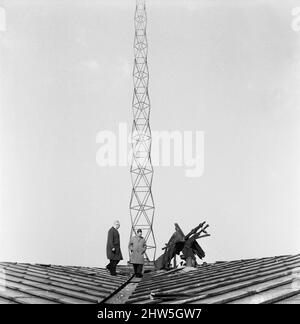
[106,220,123,276]
[128,229,147,278]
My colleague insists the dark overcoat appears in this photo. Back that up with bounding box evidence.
[106,227,123,261]
[128,236,147,265]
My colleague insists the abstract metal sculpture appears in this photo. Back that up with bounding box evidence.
[154,222,210,270]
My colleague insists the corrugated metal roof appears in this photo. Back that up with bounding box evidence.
[126,254,300,304]
[0,262,130,304]
[1,254,299,304]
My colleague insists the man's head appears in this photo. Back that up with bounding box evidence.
[137,229,142,237]
[114,220,120,230]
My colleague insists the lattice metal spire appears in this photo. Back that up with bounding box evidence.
[129,0,156,261]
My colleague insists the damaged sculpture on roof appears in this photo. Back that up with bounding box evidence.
[154,222,211,270]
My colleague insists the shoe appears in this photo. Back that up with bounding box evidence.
[110,272,117,276]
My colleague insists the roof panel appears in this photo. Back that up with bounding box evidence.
[1,254,299,304]
[126,254,300,304]
[0,262,130,304]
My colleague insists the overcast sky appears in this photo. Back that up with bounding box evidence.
[0,0,300,267]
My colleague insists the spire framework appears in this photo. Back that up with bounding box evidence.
[129,0,156,262]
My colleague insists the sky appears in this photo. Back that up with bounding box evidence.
[0,0,300,268]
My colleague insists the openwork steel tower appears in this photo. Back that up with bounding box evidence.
[129,0,156,261]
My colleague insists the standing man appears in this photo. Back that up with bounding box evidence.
[106,220,123,276]
[128,229,147,278]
